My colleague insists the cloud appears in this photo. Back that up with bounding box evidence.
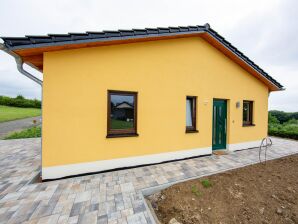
[0,0,297,111]
[223,0,298,112]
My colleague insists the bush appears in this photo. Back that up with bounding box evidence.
[268,113,279,124]
[268,117,298,140]
[0,95,41,108]
[269,110,298,124]
[201,179,213,188]
[4,126,41,139]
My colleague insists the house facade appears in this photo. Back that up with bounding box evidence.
[0,24,283,180]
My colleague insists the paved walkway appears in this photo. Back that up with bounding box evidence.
[0,137,297,224]
[0,116,42,139]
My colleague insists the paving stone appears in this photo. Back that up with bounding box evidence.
[30,201,56,219]
[126,212,147,224]
[0,137,297,224]
[88,203,99,212]
[120,183,135,193]
[97,215,108,224]
[78,211,98,224]
[36,214,59,224]
[57,215,69,224]
[74,191,91,203]
[68,215,79,224]
[70,202,85,217]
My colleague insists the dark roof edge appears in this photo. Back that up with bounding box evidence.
[1,24,283,89]
[205,28,283,89]
[2,30,206,51]
[1,25,207,50]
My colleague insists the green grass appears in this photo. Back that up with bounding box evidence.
[0,105,41,123]
[4,126,41,139]
[191,185,202,197]
[111,119,133,129]
[201,179,213,188]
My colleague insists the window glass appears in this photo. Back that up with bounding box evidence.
[110,94,134,130]
[243,101,253,125]
[186,96,197,132]
[107,91,137,137]
[186,99,193,127]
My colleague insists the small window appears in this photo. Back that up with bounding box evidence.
[243,100,253,126]
[107,90,138,137]
[186,96,198,133]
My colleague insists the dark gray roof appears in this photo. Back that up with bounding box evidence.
[1,24,283,89]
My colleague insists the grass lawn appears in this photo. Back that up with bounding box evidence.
[111,119,134,129]
[0,105,41,123]
[4,126,41,139]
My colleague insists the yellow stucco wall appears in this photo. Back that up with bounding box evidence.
[42,37,269,167]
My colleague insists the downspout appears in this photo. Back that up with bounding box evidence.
[1,42,43,179]
[0,43,43,85]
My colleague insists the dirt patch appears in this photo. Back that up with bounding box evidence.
[148,154,298,224]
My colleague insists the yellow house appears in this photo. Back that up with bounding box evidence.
[0,24,283,180]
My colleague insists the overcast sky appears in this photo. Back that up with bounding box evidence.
[0,0,297,111]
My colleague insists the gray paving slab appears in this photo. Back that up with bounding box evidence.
[0,137,297,223]
[0,116,41,138]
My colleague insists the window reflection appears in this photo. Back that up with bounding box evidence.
[110,94,134,130]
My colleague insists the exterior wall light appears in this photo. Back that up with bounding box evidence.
[236,101,241,108]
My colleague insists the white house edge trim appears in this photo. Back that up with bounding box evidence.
[42,139,262,179]
[42,147,211,179]
[227,139,262,152]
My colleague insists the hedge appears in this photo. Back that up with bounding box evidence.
[0,95,41,108]
[268,122,298,140]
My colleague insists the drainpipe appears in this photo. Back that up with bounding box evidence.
[0,43,43,86]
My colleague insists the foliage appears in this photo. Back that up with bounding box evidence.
[268,113,279,124]
[191,185,202,197]
[269,110,298,124]
[268,111,298,140]
[201,179,213,188]
[0,95,41,108]
[0,105,41,123]
[4,126,41,139]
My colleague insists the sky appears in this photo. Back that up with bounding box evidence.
[0,0,297,111]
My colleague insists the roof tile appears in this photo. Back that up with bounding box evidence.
[0,24,283,89]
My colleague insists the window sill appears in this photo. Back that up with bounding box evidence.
[242,124,255,127]
[186,129,199,133]
[106,133,139,138]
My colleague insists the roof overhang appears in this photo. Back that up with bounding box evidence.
[1,25,283,91]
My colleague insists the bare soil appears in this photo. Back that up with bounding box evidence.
[148,154,298,224]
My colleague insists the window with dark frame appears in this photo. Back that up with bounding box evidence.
[243,100,253,126]
[107,90,138,137]
[186,96,198,133]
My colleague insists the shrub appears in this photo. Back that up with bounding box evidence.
[0,95,41,108]
[269,110,298,124]
[268,113,279,124]
[191,185,202,197]
[201,179,213,188]
[4,126,41,139]
[268,111,298,140]
[268,119,298,140]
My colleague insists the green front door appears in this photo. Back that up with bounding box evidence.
[212,99,227,150]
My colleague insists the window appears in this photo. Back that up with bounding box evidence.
[243,100,254,126]
[107,90,138,137]
[186,96,198,133]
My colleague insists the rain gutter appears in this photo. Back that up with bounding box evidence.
[0,43,42,86]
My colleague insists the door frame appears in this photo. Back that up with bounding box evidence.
[212,99,227,150]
